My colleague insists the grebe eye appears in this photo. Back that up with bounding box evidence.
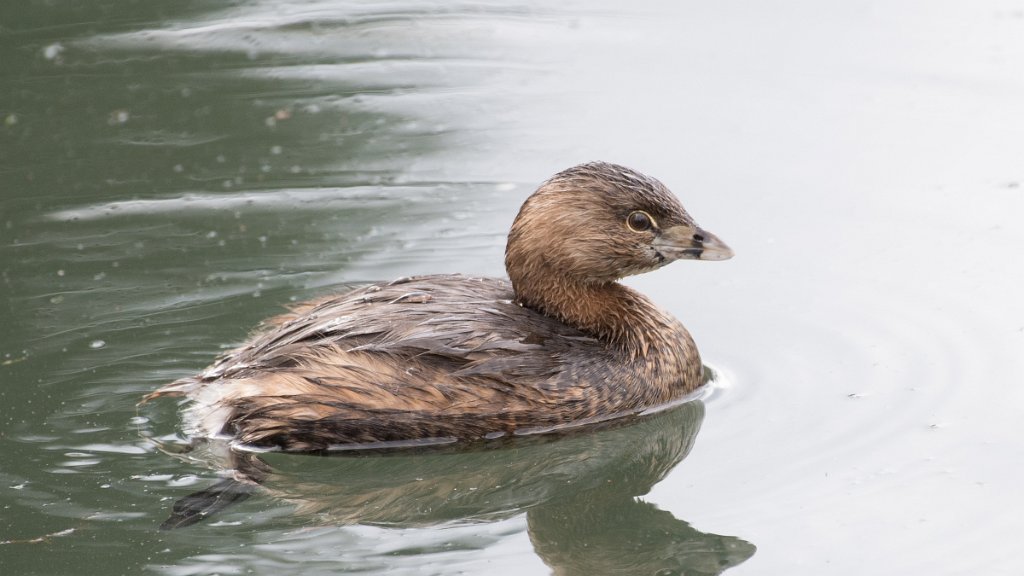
[626,210,654,232]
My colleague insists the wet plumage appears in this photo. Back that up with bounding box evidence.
[145,162,733,451]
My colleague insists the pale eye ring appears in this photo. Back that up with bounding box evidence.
[626,210,655,232]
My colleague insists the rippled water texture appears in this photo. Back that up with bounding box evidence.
[3,1,1024,574]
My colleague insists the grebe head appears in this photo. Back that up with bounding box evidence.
[505,162,733,296]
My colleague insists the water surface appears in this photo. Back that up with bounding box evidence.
[2,1,1024,574]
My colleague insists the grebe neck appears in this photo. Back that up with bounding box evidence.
[512,273,671,358]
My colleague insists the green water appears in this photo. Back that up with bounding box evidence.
[4,1,1024,575]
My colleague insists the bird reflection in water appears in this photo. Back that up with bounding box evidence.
[152,399,754,574]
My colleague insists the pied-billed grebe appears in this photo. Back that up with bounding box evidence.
[145,162,732,451]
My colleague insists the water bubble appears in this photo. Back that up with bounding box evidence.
[89,340,106,349]
[108,110,130,125]
[43,43,64,61]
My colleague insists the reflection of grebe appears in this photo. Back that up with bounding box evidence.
[145,162,733,451]
[159,402,755,573]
